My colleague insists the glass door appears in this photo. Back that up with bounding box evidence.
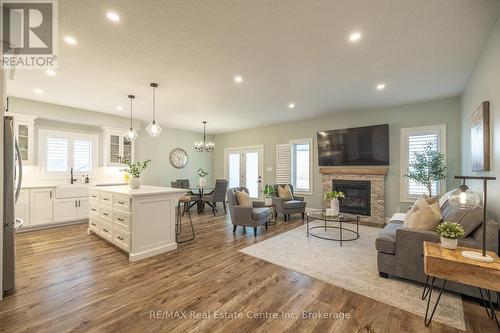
[225,147,263,198]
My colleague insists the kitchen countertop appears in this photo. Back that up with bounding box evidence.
[21,182,128,189]
[87,185,186,197]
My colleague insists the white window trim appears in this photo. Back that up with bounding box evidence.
[290,138,313,196]
[38,129,98,178]
[400,124,446,203]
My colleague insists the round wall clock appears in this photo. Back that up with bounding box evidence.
[169,148,188,169]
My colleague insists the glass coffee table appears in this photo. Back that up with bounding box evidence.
[306,210,360,246]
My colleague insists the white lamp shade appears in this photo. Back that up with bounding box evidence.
[147,121,162,137]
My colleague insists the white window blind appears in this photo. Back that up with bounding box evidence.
[401,125,446,202]
[46,137,68,172]
[276,143,291,184]
[74,139,92,172]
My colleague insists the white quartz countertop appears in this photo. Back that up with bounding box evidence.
[87,185,187,197]
[21,182,128,189]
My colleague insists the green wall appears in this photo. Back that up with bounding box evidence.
[461,16,500,220]
[213,96,462,216]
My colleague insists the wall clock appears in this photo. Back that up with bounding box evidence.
[169,148,188,169]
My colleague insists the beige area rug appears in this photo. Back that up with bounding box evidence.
[239,222,466,330]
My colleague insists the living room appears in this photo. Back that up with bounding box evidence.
[1,1,499,332]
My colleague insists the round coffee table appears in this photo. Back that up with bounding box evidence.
[306,210,360,246]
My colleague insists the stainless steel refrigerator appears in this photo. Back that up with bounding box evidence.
[2,116,23,294]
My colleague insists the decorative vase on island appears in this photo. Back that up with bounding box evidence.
[330,198,340,216]
[130,177,142,189]
[199,177,206,188]
[440,236,458,250]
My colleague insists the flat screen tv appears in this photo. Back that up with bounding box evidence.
[317,124,389,166]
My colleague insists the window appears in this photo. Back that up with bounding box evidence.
[39,129,98,177]
[276,138,313,195]
[400,125,446,202]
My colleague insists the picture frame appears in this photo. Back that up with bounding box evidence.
[471,101,490,171]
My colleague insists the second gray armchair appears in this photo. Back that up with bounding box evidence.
[272,184,306,221]
[227,187,270,236]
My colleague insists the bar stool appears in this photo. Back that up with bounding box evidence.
[175,194,195,243]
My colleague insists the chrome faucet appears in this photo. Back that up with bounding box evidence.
[70,167,78,184]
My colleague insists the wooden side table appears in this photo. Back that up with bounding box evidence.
[422,241,500,328]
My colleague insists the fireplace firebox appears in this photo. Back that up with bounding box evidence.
[332,180,371,216]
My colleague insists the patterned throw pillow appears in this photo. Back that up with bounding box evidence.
[277,185,293,200]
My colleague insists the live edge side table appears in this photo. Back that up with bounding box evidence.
[422,241,500,328]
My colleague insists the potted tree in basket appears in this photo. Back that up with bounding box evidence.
[323,190,345,216]
[120,159,151,189]
[405,144,446,197]
[436,222,465,249]
[197,168,209,188]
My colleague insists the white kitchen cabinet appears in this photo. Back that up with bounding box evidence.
[77,198,89,219]
[9,113,37,165]
[29,188,54,225]
[15,189,30,226]
[54,197,89,223]
[102,126,135,166]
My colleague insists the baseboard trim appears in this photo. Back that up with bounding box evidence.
[16,219,88,233]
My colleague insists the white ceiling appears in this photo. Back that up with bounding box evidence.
[7,0,500,134]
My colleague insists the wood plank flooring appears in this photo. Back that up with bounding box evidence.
[0,212,496,332]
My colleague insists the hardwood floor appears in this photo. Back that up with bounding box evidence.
[0,212,496,332]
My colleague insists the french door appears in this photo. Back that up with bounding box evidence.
[225,146,263,199]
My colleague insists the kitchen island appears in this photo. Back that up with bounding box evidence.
[87,185,186,261]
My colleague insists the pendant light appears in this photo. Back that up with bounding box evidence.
[124,95,138,141]
[194,121,214,152]
[146,82,162,137]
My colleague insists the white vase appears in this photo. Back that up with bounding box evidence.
[330,198,339,216]
[265,197,272,206]
[199,177,206,188]
[130,177,141,189]
[440,237,458,250]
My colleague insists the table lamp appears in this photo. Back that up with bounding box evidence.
[449,176,496,263]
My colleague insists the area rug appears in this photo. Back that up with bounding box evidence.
[239,222,466,330]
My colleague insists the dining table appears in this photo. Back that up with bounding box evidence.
[189,187,214,214]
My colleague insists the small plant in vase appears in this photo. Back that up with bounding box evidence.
[436,222,465,249]
[120,159,151,189]
[197,168,209,188]
[262,184,275,205]
[323,190,345,216]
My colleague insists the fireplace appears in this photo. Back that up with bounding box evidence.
[332,180,371,216]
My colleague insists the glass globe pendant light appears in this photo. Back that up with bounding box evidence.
[449,180,480,209]
[146,83,162,137]
[124,95,138,141]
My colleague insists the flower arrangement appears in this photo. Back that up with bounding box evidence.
[120,159,151,178]
[323,190,345,200]
[197,168,209,177]
[436,222,465,239]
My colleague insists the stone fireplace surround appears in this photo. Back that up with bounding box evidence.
[320,167,388,225]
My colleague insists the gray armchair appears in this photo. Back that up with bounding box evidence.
[227,187,270,236]
[272,184,306,221]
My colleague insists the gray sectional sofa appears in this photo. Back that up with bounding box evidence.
[376,202,499,300]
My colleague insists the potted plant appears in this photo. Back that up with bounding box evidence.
[436,222,465,249]
[197,168,209,188]
[120,159,151,189]
[405,144,446,197]
[323,190,345,216]
[262,184,275,205]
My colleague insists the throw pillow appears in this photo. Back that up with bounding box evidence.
[407,195,430,214]
[405,202,442,231]
[440,200,483,236]
[235,190,253,207]
[277,185,293,200]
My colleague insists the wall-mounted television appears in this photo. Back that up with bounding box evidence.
[317,124,389,166]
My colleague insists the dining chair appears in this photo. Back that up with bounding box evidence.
[202,179,229,216]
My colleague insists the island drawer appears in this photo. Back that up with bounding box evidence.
[100,206,113,222]
[89,204,100,218]
[113,228,130,252]
[88,218,100,233]
[113,195,131,212]
[100,222,113,241]
[113,211,130,232]
[100,192,113,206]
[89,191,99,200]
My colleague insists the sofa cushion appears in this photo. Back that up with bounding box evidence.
[405,202,442,231]
[252,207,270,220]
[441,200,483,236]
[283,200,306,209]
[277,185,293,200]
[375,221,403,254]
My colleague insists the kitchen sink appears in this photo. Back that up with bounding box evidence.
[55,184,89,199]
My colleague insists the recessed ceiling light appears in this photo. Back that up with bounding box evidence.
[234,75,243,83]
[116,106,123,111]
[34,88,43,94]
[376,83,386,90]
[64,36,77,45]
[106,11,120,22]
[349,31,362,42]
[288,103,295,109]
[45,69,56,76]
